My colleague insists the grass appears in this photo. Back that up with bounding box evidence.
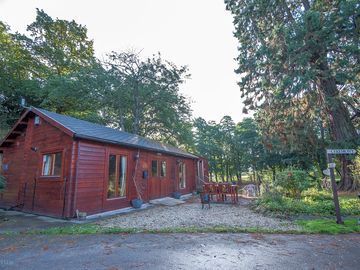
[26,224,294,235]
[17,218,359,235]
[296,219,360,234]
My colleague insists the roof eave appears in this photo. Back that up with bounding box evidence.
[0,108,30,147]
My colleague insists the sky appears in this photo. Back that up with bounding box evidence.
[0,0,245,123]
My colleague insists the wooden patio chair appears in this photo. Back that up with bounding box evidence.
[200,192,211,209]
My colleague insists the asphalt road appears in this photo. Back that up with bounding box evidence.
[0,233,359,270]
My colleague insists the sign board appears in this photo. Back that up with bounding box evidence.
[2,164,8,171]
[323,169,330,176]
[328,163,336,169]
[326,149,356,155]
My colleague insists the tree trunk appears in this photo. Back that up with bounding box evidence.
[338,157,355,191]
[318,61,358,191]
[237,172,242,186]
[132,82,140,135]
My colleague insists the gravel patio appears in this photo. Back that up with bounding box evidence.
[97,196,299,231]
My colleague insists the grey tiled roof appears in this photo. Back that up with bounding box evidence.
[33,107,198,159]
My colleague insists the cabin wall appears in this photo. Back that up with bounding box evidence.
[1,113,209,218]
[74,139,198,216]
[0,114,73,217]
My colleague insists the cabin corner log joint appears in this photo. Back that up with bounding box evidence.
[0,107,209,218]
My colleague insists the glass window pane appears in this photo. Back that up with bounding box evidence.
[151,160,158,177]
[53,152,62,176]
[118,156,127,197]
[161,161,166,177]
[108,155,117,198]
[179,163,186,189]
[197,160,204,179]
[0,153,3,174]
[42,154,52,176]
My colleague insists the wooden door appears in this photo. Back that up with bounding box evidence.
[149,160,161,199]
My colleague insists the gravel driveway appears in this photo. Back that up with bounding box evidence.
[98,197,299,231]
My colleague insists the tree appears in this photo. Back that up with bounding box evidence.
[235,118,265,184]
[0,9,102,126]
[22,8,95,77]
[193,118,224,181]
[0,21,40,134]
[103,51,193,147]
[225,0,360,190]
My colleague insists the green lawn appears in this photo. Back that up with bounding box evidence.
[296,219,360,234]
[21,220,359,235]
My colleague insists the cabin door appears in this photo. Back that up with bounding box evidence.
[149,160,161,199]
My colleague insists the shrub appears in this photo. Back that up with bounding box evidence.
[256,188,360,216]
[302,188,333,201]
[274,168,312,198]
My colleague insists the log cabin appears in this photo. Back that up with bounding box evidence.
[0,107,208,218]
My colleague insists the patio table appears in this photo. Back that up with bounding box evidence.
[203,183,239,203]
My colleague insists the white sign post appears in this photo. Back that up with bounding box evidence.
[326,149,357,224]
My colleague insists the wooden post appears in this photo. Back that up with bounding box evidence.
[327,154,343,224]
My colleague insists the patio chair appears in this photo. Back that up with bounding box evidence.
[200,192,211,209]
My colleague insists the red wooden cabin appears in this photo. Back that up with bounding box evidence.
[0,107,208,218]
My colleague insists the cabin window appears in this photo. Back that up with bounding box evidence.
[118,156,127,197]
[160,161,166,177]
[41,152,62,176]
[151,160,158,177]
[179,163,186,189]
[108,155,127,198]
[108,155,117,198]
[0,153,3,174]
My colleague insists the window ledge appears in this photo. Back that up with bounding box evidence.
[106,196,127,201]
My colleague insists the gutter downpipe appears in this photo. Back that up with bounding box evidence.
[65,140,78,218]
[72,140,80,218]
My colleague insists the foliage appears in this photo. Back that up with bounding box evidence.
[0,21,40,127]
[274,168,313,198]
[256,189,360,216]
[0,174,6,190]
[23,8,95,77]
[193,116,265,182]
[296,219,360,234]
[225,0,360,190]
[103,51,193,147]
[0,10,193,151]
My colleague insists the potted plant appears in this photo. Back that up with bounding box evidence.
[0,174,6,191]
[131,198,143,209]
[172,192,181,199]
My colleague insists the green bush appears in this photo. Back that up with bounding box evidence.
[274,168,312,198]
[256,188,360,216]
[302,188,333,201]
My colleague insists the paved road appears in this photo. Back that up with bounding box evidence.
[0,233,359,270]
